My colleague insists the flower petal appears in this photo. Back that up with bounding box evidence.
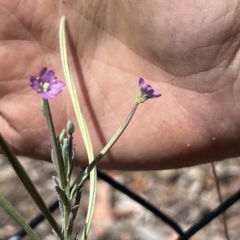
[39,67,48,77]
[45,70,56,82]
[52,81,66,88]
[41,92,56,99]
[31,86,41,92]
[30,76,37,83]
[30,80,40,91]
[50,82,65,93]
[50,88,62,95]
[138,78,144,86]
[153,91,162,97]
[40,70,55,83]
[146,88,153,94]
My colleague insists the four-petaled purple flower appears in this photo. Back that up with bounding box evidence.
[30,67,65,99]
[137,78,161,103]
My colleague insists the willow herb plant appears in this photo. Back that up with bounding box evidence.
[0,16,161,240]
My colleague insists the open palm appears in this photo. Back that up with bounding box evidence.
[1,0,240,170]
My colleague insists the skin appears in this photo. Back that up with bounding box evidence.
[0,0,240,170]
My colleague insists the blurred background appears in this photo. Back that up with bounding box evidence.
[0,155,239,240]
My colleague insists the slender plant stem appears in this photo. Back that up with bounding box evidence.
[73,102,139,189]
[42,99,66,189]
[64,171,71,240]
[211,162,230,240]
[100,102,139,156]
[64,203,71,240]
[42,99,73,239]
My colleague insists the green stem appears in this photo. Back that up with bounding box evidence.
[73,102,139,191]
[42,99,71,239]
[0,193,41,240]
[99,102,139,156]
[42,99,66,189]
[0,133,63,240]
[64,204,71,240]
[64,170,71,240]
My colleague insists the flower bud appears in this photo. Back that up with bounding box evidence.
[67,120,75,135]
[59,129,66,143]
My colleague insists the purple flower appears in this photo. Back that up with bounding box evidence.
[137,78,161,103]
[30,67,65,99]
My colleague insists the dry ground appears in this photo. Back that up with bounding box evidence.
[0,155,239,240]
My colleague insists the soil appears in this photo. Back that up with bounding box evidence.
[0,155,239,240]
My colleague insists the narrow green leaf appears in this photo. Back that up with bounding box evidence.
[52,176,60,187]
[0,133,63,240]
[61,138,69,178]
[67,204,79,237]
[67,211,74,238]
[51,150,59,175]
[74,187,83,207]
[83,224,88,240]
[0,193,40,240]
[70,205,79,223]
[59,16,97,239]
[58,129,66,144]
[55,186,69,207]
[70,182,78,200]
[67,135,74,182]
[61,138,68,166]
[58,196,64,217]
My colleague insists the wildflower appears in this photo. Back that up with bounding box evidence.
[30,67,65,99]
[136,78,162,103]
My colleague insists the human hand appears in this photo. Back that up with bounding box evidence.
[0,0,240,170]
